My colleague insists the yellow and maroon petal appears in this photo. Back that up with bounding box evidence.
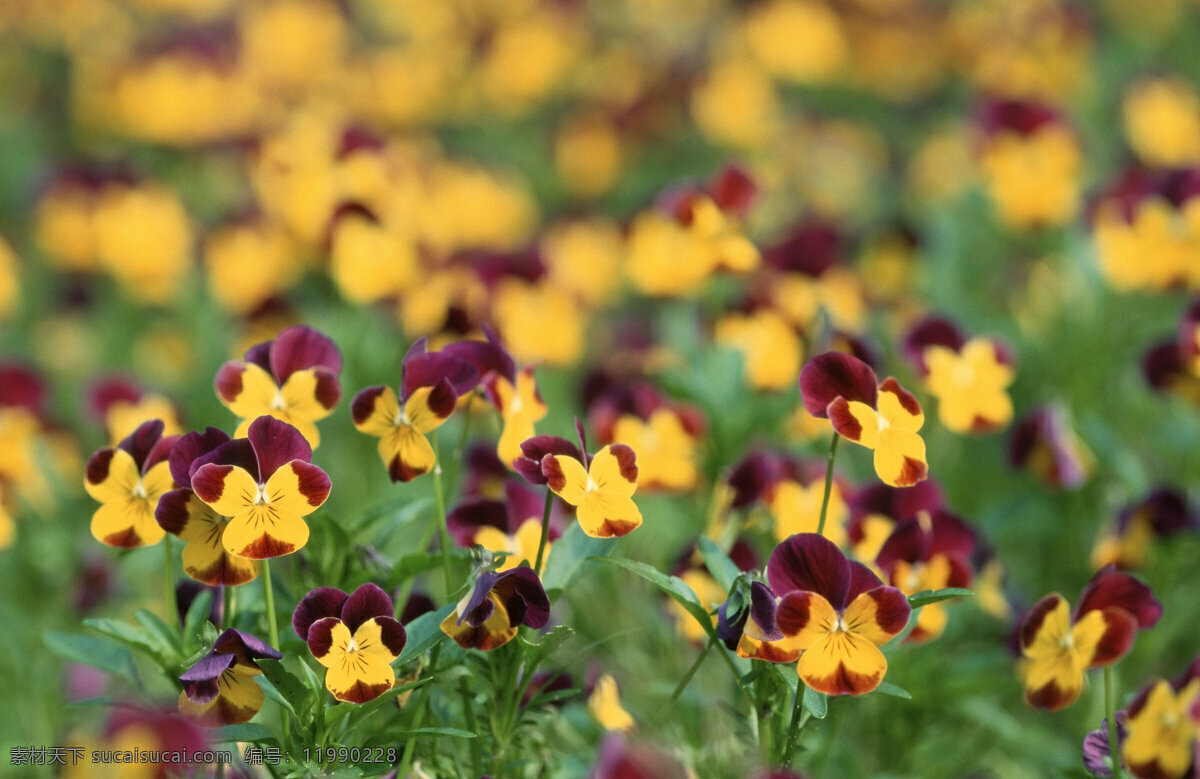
[247,416,313,477]
[828,398,880,450]
[873,430,928,488]
[576,491,642,538]
[1074,566,1163,629]
[263,461,331,517]
[378,424,436,482]
[141,460,177,502]
[1077,608,1137,668]
[775,590,838,651]
[269,325,342,382]
[215,362,279,419]
[311,619,399,703]
[178,667,265,726]
[440,594,518,651]
[192,464,259,517]
[293,587,349,640]
[543,454,589,506]
[84,447,141,504]
[767,533,854,609]
[91,498,165,548]
[800,352,878,418]
[1020,594,1070,655]
[222,504,309,559]
[736,632,803,663]
[279,366,341,421]
[158,490,258,586]
[590,445,639,498]
[877,378,924,432]
[404,381,458,434]
[340,583,396,632]
[842,587,911,645]
[798,630,890,696]
[351,385,400,436]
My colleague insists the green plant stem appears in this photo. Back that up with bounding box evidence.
[459,678,484,778]
[667,634,715,706]
[780,684,807,768]
[162,537,175,625]
[262,559,279,649]
[534,489,553,574]
[432,433,454,594]
[1105,665,1125,779]
[816,434,840,537]
[222,585,233,630]
[399,644,442,777]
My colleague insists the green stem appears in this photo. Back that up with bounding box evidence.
[162,536,175,625]
[816,434,840,537]
[780,684,807,768]
[1105,665,1125,779]
[262,559,279,649]
[459,678,484,778]
[667,634,715,706]
[399,644,442,777]
[534,489,553,574]
[222,585,233,630]
[432,433,454,594]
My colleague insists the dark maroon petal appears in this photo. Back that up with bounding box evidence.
[1019,594,1065,651]
[1075,567,1162,629]
[212,628,282,664]
[574,418,590,469]
[504,481,544,531]
[269,325,342,382]
[1141,341,1186,393]
[495,567,550,629]
[400,591,437,624]
[849,480,944,524]
[86,376,141,420]
[716,598,749,648]
[306,617,343,660]
[0,363,46,414]
[878,377,922,417]
[863,586,911,635]
[402,351,478,401]
[340,583,395,632]
[441,333,515,385]
[944,554,974,589]
[1089,609,1137,666]
[517,436,583,485]
[447,498,508,546]
[426,377,458,419]
[459,571,501,627]
[706,164,757,219]
[767,533,851,608]
[310,366,342,411]
[375,617,407,656]
[763,220,842,277]
[977,98,1059,137]
[800,352,878,418]
[155,488,193,535]
[607,444,638,484]
[540,455,568,492]
[214,362,248,405]
[86,449,117,487]
[169,427,232,487]
[901,317,965,375]
[243,341,273,373]
[118,419,166,471]
[845,560,886,604]
[875,518,926,571]
[749,581,782,640]
[775,590,817,636]
[247,416,313,477]
[293,587,349,640]
[926,511,977,560]
[192,438,259,483]
[178,652,235,703]
[144,434,179,475]
[289,462,332,507]
[729,539,761,572]
[1128,489,1196,535]
[726,452,780,509]
[351,386,388,427]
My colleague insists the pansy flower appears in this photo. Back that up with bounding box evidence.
[191,416,331,559]
[1122,657,1200,779]
[512,435,583,487]
[1008,405,1093,489]
[800,351,928,488]
[1092,489,1197,571]
[440,567,550,651]
[846,479,945,565]
[178,629,281,726]
[87,375,184,445]
[215,325,342,447]
[1019,566,1162,711]
[746,533,911,695]
[293,584,408,704]
[352,339,479,482]
[447,481,563,574]
[84,420,178,548]
[155,427,259,586]
[542,443,643,538]
[588,673,635,732]
[902,317,1015,434]
[609,408,700,492]
[875,511,976,643]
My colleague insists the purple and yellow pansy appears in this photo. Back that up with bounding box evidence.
[155,427,259,586]
[351,338,482,482]
[447,481,562,574]
[1008,405,1093,489]
[84,419,179,548]
[801,351,928,488]
[293,583,408,704]
[739,533,912,696]
[178,628,281,726]
[215,325,343,447]
[1122,657,1200,779]
[542,443,643,539]
[440,567,550,651]
[190,416,331,559]
[1020,566,1162,711]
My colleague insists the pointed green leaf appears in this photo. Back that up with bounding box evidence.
[803,685,828,719]
[697,537,741,593]
[44,632,141,688]
[256,659,313,721]
[212,723,279,745]
[82,618,161,658]
[396,604,454,665]
[519,625,574,668]
[542,523,617,597]
[907,588,973,608]
[592,557,711,633]
[134,608,183,655]
[873,681,913,700]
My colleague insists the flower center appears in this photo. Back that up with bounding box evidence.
[254,484,269,506]
[345,637,359,654]
[1058,632,1074,650]
[270,389,286,411]
[510,394,524,415]
[132,480,147,500]
[877,414,891,432]
[586,475,599,493]
[953,361,975,388]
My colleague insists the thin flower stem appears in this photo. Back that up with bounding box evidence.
[816,434,840,537]
[534,489,553,574]
[459,678,484,778]
[261,559,279,649]
[780,684,807,768]
[162,537,175,625]
[399,644,442,777]
[1105,665,1125,779]
[432,433,454,594]
[667,634,715,706]
[222,585,232,630]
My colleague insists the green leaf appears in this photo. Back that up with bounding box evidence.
[542,523,617,597]
[803,686,828,719]
[518,625,574,668]
[907,588,973,608]
[873,681,913,700]
[181,590,214,650]
[212,723,279,745]
[82,617,162,658]
[44,632,141,688]
[134,608,183,655]
[592,557,711,633]
[697,537,741,593]
[388,552,467,589]
[524,686,581,709]
[256,659,313,722]
[396,604,454,665]
[390,727,476,739]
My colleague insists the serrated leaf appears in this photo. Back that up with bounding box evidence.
[803,686,828,719]
[542,523,617,597]
[907,588,973,608]
[44,632,141,688]
[181,590,213,650]
[592,557,711,633]
[697,537,741,593]
[82,617,161,658]
[396,604,454,665]
[212,723,279,745]
[134,608,182,655]
[257,659,313,722]
[873,681,913,700]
